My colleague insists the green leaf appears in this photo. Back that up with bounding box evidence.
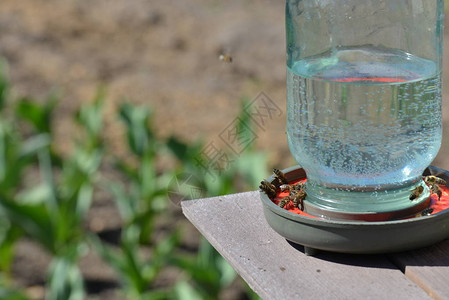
[235,151,268,189]
[0,122,34,192]
[140,289,172,300]
[173,281,203,300]
[113,158,138,181]
[119,103,153,156]
[102,180,134,221]
[166,136,189,162]
[238,98,256,151]
[19,134,52,159]
[0,123,8,183]
[37,149,58,213]
[0,222,21,275]
[76,87,105,137]
[245,284,262,300]
[216,254,236,287]
[197,238,214,268]
[140,152,156,198]
[73,148,103,176]
[167,138,205,173]
[198,238,236,287]
[203,171,233,197]
[16,183,53,205]
[59,148,102,204]
[171,237,235,298]
[16,96,58,133]
[121,237,147,293]
[46,257,85,300]
[170,255,219,288]
[0,287,30,300]
[147,231,179,271]
[0,199,55,253]
[75,183,93,219]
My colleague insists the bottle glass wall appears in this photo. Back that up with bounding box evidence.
[286,0,444,192]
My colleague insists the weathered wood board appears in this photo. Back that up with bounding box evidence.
[389,240,449,300]
[182,191,431,299]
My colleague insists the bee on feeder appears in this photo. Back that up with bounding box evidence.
[277,185,307,210]
[424,175,447,186]
[279,184,292,192]
[420,207,434,216]
[278,197,290,208]
[259,180,277,199]
[292,182,305,191]
[291,190,307,211]
[429,184,443,200]
[261,167,307,211]
[278,189,307,210]
[272,168,289,188]
[409,185,424,201]
[424,175,446,200]
[280,182,305,193]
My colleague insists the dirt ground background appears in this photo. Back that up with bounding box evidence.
[1,0,449,169]
[1,0,449,299]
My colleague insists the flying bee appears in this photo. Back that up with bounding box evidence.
[424,175,447,186]
[259,180,277,199]
[219,54,233,63]
[410,185,424,201]
[272,168,288,187]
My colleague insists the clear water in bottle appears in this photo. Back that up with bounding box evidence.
[287,45,442,190]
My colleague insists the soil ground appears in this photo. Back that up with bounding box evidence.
[1,1,449,299]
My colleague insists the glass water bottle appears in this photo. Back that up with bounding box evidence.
[286,0,444,218]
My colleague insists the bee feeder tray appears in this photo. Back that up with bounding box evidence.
[260,165,449,255]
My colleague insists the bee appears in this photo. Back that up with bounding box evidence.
[219,54,233,63]
[259,180,277,199]
[424,175,447,186]
[292,182,305,191]
[420,207,434,216]
[277,188,307,210]
[429,183,442,200]
[423,175,446,201]
[279,184,292,192]
[278,197,290,208]
[280,182,304,193]
[291,190,307,211]
[272,168,289,187]
[410,185,424,201]
[263,167,307,210]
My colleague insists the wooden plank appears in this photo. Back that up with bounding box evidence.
[389,240,449,300]
[182,191,431,300]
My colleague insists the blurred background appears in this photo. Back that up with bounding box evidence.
[0,0,448,299]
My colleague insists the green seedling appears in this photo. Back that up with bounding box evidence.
[0,60,267,300]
